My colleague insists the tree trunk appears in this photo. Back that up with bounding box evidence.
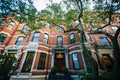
[112,37,120,80]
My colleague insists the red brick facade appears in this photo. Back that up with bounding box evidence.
[0,14,120,80]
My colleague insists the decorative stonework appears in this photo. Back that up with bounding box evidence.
[26,42,38,49]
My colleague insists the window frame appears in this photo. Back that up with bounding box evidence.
[32,32,40,42]
[57,36,63,46]
[22,25,28,32]
[43,33,49,44]
[7,21,15,30]
[15,36,23,46]
[0,19,6,26]
[37,52,46,70]
[111,26,118,32]
[72,52,80,70]
[70,33,75,44]
[21,51,35,72]
[0,33,7,45]
[99,37,110,46]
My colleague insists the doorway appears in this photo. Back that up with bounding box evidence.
[54,53,65,73]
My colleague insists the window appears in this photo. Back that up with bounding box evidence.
[111,26,118,31]
[45,23,50,28]
[57,36,62,46]
[21,52,35,72]
[102,54,112,71]
[37,53,46,70]
[0,33,7,45]
[72,52,80,70]
[15,36,23,46]
[0,19,6,26]
[22,25,28,32]
[7,21,15,29]
[70,33,75,44]
[57,25,63,32]
[32,32,40,42]
[99,37,109,46]
[43,33,49,44]
[75,20,79,25]
[86,61,92,72]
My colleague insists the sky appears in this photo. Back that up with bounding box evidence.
[33,0,62,11]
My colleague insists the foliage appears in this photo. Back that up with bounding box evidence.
[0,0,43,36]
[0,54,17,76]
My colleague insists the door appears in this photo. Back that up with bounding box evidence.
[54,53,65,73]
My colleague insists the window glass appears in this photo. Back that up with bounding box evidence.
[0,33,7,45]
[7,21,15,29]
[21,52,35,72]
[32,32,40,42]
[99,37,109,46]
[57,25,63,32]
[0,19,6,26]
[23,25,28,32]
[37,53,46,70]
[70,33,75,44]
[43,33,49,44]
[102,54,112,71]
[15,36,23,46]
[72,52,80,70]
[45,23,50,28]
[111,26,118,31]
[57,36,62,45]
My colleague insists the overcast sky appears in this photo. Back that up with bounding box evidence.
[33,0,62,11]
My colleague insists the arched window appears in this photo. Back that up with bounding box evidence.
[43,33,49,44]
[32,32,40,42]
[22,25,28,32]
[15,36,23,46]
[0,33,7,45]
[57,36,63,46]
[70,33,75,44]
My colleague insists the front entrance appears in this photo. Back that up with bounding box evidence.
[54,53,65,73]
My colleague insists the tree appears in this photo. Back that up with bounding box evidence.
[0,0,40,32]
[40,0,99,79]
[0,53,16,79]
[44,0,120,79]
[81,0,120,80]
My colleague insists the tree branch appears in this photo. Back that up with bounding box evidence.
[90,30,113,39]
[96,0,113,30]
[115,27,120,38]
